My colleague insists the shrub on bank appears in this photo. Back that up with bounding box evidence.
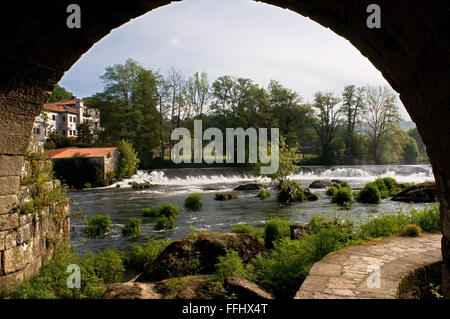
[122,238,172,272]
[121,218,142,238]
[85,215,112,237]
[184,194,203,210]
[11,244,124,299]
[326,186,338,197]
[230,224,264,243]
[400,224,422,237]
[263,217,292,249]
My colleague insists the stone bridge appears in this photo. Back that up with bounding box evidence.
[0,1,449,297]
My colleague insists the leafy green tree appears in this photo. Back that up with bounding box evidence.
[403,137,419,164]
[76,123,94,146]
[48,85,73,103]
[87,59,160,166]
[311,92,341,164]
[117,140,140,179]
[361,86,401,164]
[407,127,428,162]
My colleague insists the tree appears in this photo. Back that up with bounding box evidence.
[48,85,73,103]
[361,86,401,164]
[340,85,365,163]
[403,137,419,164]
[87,59,160,166]
[311,92,341,164]
[117,140,140,179]
[76,123,93,146]
[186,72,210,118]
[407,127,428,162]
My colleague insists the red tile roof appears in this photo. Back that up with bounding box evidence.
[45,147,118,159]
[44,103,78,114]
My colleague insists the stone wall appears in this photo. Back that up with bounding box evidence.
[0,152,70,297]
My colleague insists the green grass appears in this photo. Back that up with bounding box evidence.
[120,218,142,238]
[256,189,271,200]
[184,193,203,210]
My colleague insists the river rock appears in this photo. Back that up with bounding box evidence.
[103,282,161,299]
[331,179,344,184]
[136,233,266,282]
[225,277,274,299]
[309,180,332,188]
[290,224,310,240]
[391,182,437,203]
[304,189,319,201]
[234,183,264,191]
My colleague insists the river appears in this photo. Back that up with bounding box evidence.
[68,165,434,253]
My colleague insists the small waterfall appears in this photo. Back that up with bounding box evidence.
[110,165,434,188]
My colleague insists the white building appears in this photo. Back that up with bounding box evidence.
[33,98,100,143]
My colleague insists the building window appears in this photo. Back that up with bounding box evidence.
[52,115,56,121]
[62,116,65,122]
[63,130,66,135]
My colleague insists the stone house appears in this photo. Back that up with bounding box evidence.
[33,98,101,143]
[45,147,119,177]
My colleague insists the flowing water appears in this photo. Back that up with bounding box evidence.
[68,165,434,253]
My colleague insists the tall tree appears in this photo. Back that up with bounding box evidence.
[361,86,401,164]
[311,92,341,164]
[340,85,365,163]
[186,72,210,118]
[86,59,160,166]
[48,85,73,103]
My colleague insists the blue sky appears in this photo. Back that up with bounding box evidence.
[60,0,410,120]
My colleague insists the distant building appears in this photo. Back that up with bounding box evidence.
[45,147,118,176]
[33,98,101,143]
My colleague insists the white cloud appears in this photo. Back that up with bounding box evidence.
[169,37,183,48]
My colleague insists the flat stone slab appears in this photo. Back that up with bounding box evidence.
[295,233,442,299]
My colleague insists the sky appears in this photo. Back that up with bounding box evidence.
[60,0,411,120]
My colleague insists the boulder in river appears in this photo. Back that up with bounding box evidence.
[391,182,437,203]
[309,180,332,188]
[304,189,319,201]
[136,233,266,282]
[234,183,264,191]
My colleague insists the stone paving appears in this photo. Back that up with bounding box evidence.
[295,233,442,299]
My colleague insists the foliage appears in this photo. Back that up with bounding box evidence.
[214,192,238,201]
[11,244,122,299]
[213,249,247,281]
[122,238,171,272]
[409,203,441,232]
[48,85,73,103]
[121,218,142,238]
[357,182,381,204]
[184,193,203,210]
[331,187,352,206]
[263,217,292,249]
[76,123,94,147]
[326,186,338,197]
[117,140,140,179]
[85,215,112,237]
[277,179,305,203]
[400,224,421,237]
[154,216,175,230]
[104,171,116,186]
[403,137,419,164]
[256,189,271,200]
[230,224,264,243]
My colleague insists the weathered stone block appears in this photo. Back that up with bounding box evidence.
[0,176,20,196]
[0,155,23,177]
[17,222,34,244]
[3,243,34,274]
[24,255,42,280]
[0,194,17,215]
[0,230,17,250]
[0,269,24,297]
[0,212,19,231]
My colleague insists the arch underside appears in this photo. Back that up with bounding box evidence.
[0,0,449,297]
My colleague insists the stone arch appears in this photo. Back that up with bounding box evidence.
[0,1,449,296]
